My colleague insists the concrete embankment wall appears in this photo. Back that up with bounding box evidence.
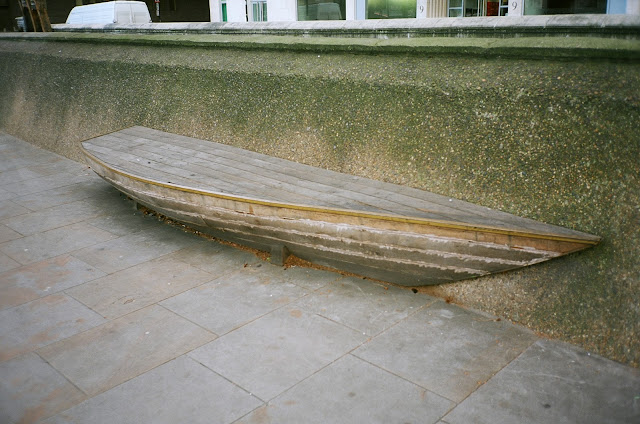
[0,26,638,367]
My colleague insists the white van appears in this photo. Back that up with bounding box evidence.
[65,1,152,25]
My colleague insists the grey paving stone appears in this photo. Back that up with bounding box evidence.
[0,153,56,173]
[0,137,74,165]
[0,255,106,311]
[46,356,262,424]
[0,293,106,362]
[0,168,44,186]
[0,252,20,274]
[190,305,368,401]
[296,276,435,336]
[0,167,45,186]
[0,222,118,265]
[0,146,58,164]
[0,352,86,424]
[251,264,343,290]
[236,354,454,424]
[0,137,39,151]
[167,240,262,275]
[24,158,87,175]
[11,179,113,211]
[38,305,216,397]
[258,265,343,290]
[0,224,22,243]
[3,200,106,236]
[82,190,139,216]
[2,171,94,196]
[71,225,198,273]
[0,200,32,220]
[354,301,538,403]
[0,188,17,201]
[67,255,214,320]
[0,159,78,186]
[161,264,308,335]
[443,339,640,424]
[87,210,165,237]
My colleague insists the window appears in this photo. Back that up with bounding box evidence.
[499,0,508,15]
[298,0,345,20]
[448,0,463,15]
[252,0,267,21]
[524,0,606,15]
[448,0,484,16]
[367,0,416,19]
[221,0,227,21]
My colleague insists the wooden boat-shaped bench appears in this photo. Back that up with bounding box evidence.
[81,126,600,286]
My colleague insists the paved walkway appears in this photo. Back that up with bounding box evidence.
[0,132,638,424]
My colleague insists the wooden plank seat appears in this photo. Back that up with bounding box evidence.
[81,126,600,286]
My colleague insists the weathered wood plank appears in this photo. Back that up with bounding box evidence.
[97,130,434,217]
[126,127,480,220]
[86,138,341,208]
[120,127,598,240]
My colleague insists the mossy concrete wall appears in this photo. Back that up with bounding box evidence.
[0,34,638,367]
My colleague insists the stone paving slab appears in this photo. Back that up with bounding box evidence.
[165,240,263,275]
[0,151,59,173]
[236,354,455,424]
[443,339,640,424]
[2,172,96,197]
[67,255,214,320]
[37,305,216,397]
[0,168,45,187]
[0,222,118,265]
[0,252,20,274]
[3,200,106,237]
[189,305,368,401]
[70,225,198,274]
[42,356,262,424]
[0,200,32,220]
[0,353,86,424]
[0,224,22,244]
[86,207,167,237]
[0,294,106,362]
[161,263,309,336]
[0,159,79,187]
[0,188,16,201]
[0,255,106,311]
[10,179,114,213]
[265,265,341,291]
[353,301,538,403]
[1,133,639,424]
[295,276,434,336]
[238,260,342,292]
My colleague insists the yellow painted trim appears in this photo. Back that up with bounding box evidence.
[81,145,600,246]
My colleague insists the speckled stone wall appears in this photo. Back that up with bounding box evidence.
[0,38,638,367]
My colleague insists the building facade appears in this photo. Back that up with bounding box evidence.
[1,0,638,31]
[212,0,640,22]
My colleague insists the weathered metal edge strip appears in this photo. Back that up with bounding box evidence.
[81,143,600,246]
